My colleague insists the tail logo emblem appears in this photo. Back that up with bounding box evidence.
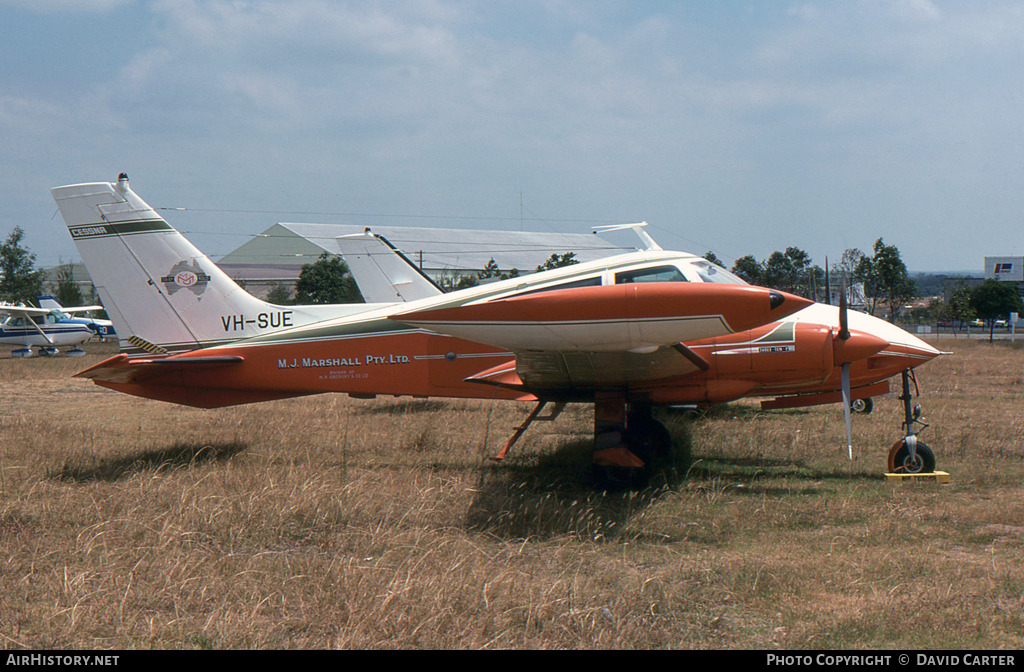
[161,260,210,297]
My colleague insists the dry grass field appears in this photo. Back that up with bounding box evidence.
[2,337,1024,649]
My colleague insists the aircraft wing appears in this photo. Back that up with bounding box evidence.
[466,343,708,391]
[0,304,50,317]
[38,296,104,313]
[391,282,809,391]
[59,306,105,314]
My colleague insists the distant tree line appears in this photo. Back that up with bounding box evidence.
[721,238,917,323]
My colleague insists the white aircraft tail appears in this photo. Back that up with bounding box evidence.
[336,229,443,303]
[51,174,347,354]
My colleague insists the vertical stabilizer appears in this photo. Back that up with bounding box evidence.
[337,229,443,303]
[51,174,346,354]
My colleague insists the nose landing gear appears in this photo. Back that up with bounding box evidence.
[887,369,936,474]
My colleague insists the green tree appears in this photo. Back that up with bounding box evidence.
[0,227,44,304]
[293,253,363,305]
[831,248,866,305]
[731,255,763,285]
[478,258,519,281]
[478,258,501,279]
[762,251,798,293]
[437,269,479,292]
[806,264,826,303]
[745,246,813,296]
[702,251,726,268]
[535,252,579,272]
[54,260,83,307]
[854,238,917,322]
[970,279,1024,342]
[943,283,975,337]
[266,282,294,305]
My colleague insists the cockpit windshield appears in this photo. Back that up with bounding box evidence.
[688,260,747,285]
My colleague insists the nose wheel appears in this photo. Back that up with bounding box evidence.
[889,369,936,474]
[888,436,936,474]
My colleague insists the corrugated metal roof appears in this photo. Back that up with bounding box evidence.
[218,223,635,273]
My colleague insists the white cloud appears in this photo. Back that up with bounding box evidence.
[5,1,1024,270]
[0,0,133,13]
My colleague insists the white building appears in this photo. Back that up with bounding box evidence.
[216,223,635,299]
[984,256,1024,297]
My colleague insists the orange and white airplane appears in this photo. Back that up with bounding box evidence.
[51,174,942,481]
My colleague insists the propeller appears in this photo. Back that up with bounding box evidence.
[830,278,891,461]
[838,277,852,460]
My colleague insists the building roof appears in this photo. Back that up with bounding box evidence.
[217,223,635,276]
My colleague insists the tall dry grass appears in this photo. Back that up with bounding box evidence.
[1,338,1023,649]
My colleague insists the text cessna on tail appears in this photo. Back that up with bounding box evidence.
[52,174,942,479]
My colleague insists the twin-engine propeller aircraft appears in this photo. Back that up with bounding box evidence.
[0,297,112,357]
[51,174,943,481]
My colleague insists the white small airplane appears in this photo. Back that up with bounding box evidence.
[50,174,943,482]
[0,303,92,357]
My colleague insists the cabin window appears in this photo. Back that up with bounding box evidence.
[689,260,747,285]
[615,266,688,284]
[511,276,603,297]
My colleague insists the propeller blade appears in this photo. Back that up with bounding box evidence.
[824,256,831,305]
[838,276,850,341]
[841,362,852,460]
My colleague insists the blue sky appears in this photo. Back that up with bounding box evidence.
[2,0,1023,272]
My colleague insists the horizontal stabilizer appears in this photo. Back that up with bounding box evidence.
[76,353,244,385]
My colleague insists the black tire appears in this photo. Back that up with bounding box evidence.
[625,416,672,469]
[591,417,672,490]
[851,397,874,414]
[889,440,936,474]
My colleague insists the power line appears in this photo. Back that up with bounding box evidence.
[156,205,632,225]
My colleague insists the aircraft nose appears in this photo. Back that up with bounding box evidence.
[833,329,889,365]
[769,290,813,315]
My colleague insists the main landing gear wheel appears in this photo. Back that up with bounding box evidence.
[851,397,873,414]
[888,439,936,474]
[591,415,672,489]
[625,415,672,469]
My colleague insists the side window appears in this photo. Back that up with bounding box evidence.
[689,260,747,285]
[615,265,688,284]
[512,276,603,298]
